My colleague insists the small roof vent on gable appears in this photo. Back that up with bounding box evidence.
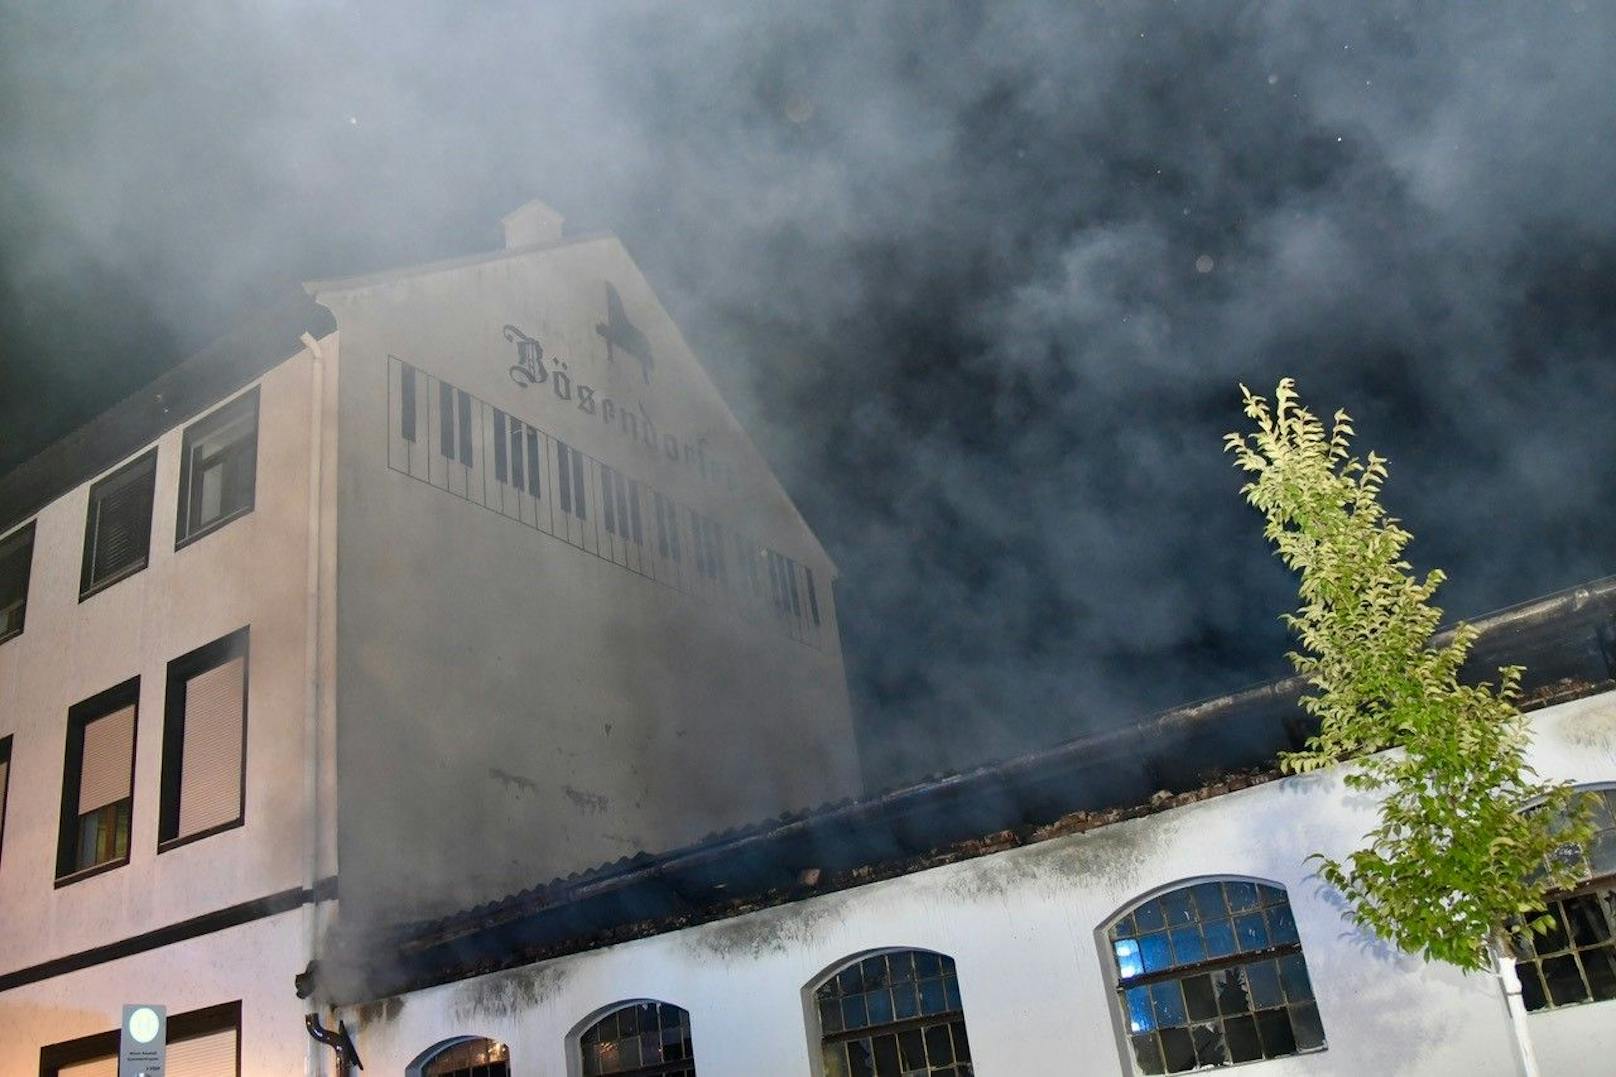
[500,199,566,249]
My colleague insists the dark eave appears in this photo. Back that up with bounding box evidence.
[0,288,334,536]
[320,576,1616,1006]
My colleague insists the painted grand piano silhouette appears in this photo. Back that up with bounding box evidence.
[596,281,654,384]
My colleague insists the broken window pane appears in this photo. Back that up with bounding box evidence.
[816,951,972,1076]
[1109,880,1325,1072]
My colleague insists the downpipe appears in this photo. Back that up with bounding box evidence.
[1494,943,1540,1077]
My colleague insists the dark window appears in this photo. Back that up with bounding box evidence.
[80,449,156,599]
[401,362,418,442]
[1513,787,1616,1012]
[815,950,973,1077]
[0,521,35,643]
[176,388,259,546]
[421,1037,510,1077]
[57,678,139,882]
[580,1002,696,1076]
[40,1000,240,1076]
[1109,880,1325,1073]
[160,629,249,848]
[0,735,11,867]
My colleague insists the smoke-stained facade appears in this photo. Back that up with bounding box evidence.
[314,202,860,924]
[0,203,861,1070]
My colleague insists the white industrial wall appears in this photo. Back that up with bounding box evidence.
[340,690,1616,1077]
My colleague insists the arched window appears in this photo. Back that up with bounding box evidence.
[812,949,973,1076]
[578,1001,696,1076]
[1512,785,1616,1010]
[412,1037,509,1077]
[1107,880,1325,1073]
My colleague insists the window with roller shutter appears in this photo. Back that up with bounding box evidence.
[79,449,157,599]
[160,629,248,849]
[56,678,139,883]
[40,1001,241,1077]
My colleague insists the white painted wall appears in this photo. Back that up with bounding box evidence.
[0,345,329,1064]
[0,909,311,1075]
[339,691,1616,1077]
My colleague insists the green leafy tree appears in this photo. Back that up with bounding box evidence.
[1224,378,1593,971]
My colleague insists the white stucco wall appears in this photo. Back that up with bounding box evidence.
[0,345,328,1026]
[0,909,311,1074]
[339,690,1616,1077]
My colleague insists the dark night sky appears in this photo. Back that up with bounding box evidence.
[2,2,1613,780]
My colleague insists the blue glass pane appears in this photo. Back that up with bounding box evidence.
[1170,926,1206,964]
[842,993,868,1030]
[914,951,943,978]
[1225,881,1261,911]
[1245,960,1283,1008]
[1258,884,1287,907]
[1190,882,1228,919]
[1126,987,1156,1033]
[892,982,919,1020]
[1279,953,1315,1002]
[1268,903,1300,946]
[1161,889,1196,926]
[944,975,963,1012]
[866,988,894,1025]
[1235,912,1270,951]
[919,978,948,1015]
[1112,912,1137,939]
[1150,981,1187,1027]
[1139,933,1174,973]
[1115,939,1145,979]
[1135,899,1168,933]
[1203,919,1237,959]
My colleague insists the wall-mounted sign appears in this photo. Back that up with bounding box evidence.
[120,1003,166,1077]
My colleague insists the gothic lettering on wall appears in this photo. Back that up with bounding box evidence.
[501,285,736,492]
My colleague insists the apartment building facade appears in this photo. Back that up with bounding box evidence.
[0,201,863,1072]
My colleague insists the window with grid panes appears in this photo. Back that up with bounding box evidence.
[421,1037,509,1077]
[1108,880,1326,1073]
[175,388,258,546]
[1512,786,1616,1011]
[814,949,973,1077]
[579,1001,696,1076]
